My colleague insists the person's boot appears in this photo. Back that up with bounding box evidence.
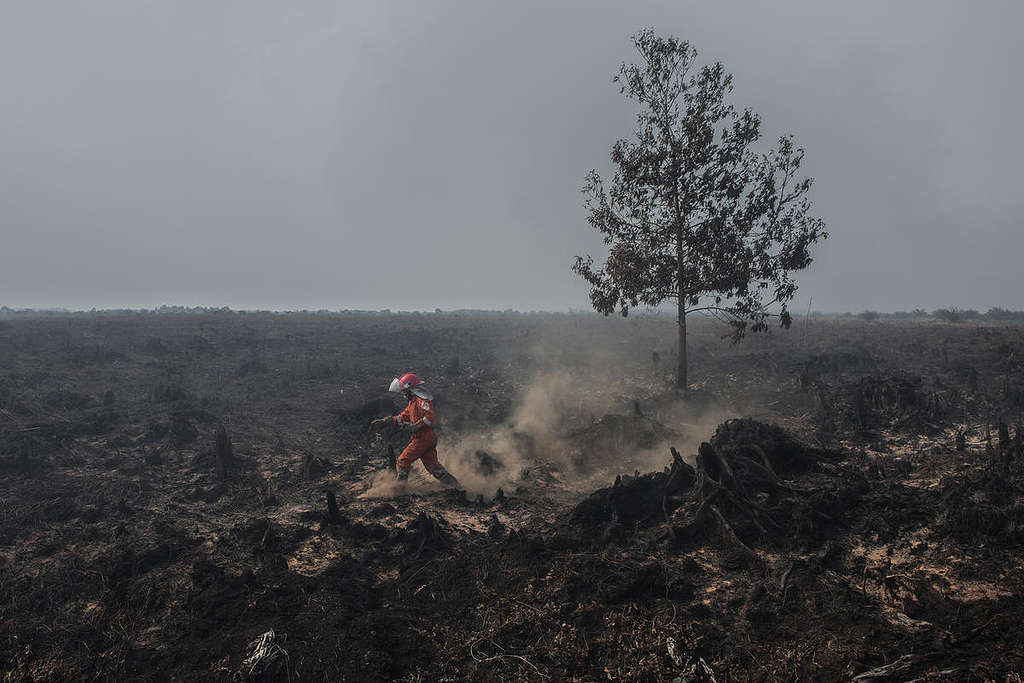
[432,469,461,489]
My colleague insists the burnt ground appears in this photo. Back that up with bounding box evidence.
[1,311,1023,681]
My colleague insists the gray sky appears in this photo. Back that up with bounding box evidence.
[2,0,1021,313]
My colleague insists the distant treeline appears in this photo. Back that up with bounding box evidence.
[0,305,567,318]
[2,305,1024,323]
[841,308,1024,323]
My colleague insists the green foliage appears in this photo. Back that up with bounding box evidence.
[574,29,827,343]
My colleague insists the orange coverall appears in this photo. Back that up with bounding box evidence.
[392,395,443,474]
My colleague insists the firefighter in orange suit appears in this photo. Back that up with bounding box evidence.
[371,372,461,488]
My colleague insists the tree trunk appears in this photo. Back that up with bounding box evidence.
[677,300,687,391]
[676,218,688,393]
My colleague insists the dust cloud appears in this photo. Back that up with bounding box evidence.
[359,467,446,499]
[361,323,741,500]
[441,367,738,497]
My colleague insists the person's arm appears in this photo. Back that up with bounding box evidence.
[393,402,413,425]
[372,403,414,429]
[395,399,432,432]
[397,420,425,432]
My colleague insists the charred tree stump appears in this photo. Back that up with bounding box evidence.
[744,444,777,479]
[663,447,694,539]
[697,442,745,498]
[998,422,1010,451]
[326,490,342,525]
[215,425,233,479]
[708,503,758,562]
[683,441,783,560]
[407,513,447,559]
[997,422,1013,471]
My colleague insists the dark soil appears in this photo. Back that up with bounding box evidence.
[1,312,1022,681]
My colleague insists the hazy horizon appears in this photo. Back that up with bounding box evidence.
[1,304,1014,318]
[3,1,1021,313]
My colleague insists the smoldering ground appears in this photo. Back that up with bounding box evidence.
[360,362,738,500]
[347,313,800,501]
[351,305,847,504]
[8,312,1024,680]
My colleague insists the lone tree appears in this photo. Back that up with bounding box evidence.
[574,29,827,391]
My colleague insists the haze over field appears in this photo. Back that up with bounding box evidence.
[2,1,1021,312]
